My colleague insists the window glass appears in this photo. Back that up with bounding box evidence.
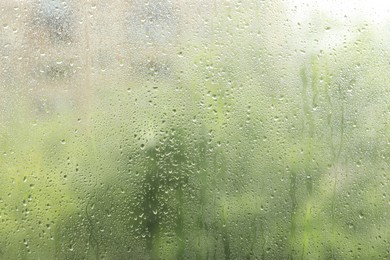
[0,1,388,259]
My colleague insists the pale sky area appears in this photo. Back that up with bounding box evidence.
[288,0,390,24]
[285,0,390,52]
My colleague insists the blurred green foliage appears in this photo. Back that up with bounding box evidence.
[0,1,389,259]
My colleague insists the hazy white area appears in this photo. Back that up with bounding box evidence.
[284,0,390,53]
[288,0,390,24]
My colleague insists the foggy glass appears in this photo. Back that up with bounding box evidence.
[0,0,389,259]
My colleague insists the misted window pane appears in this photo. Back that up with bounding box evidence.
[0,0,388,259]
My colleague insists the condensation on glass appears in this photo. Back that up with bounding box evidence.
[0,0,388,259]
